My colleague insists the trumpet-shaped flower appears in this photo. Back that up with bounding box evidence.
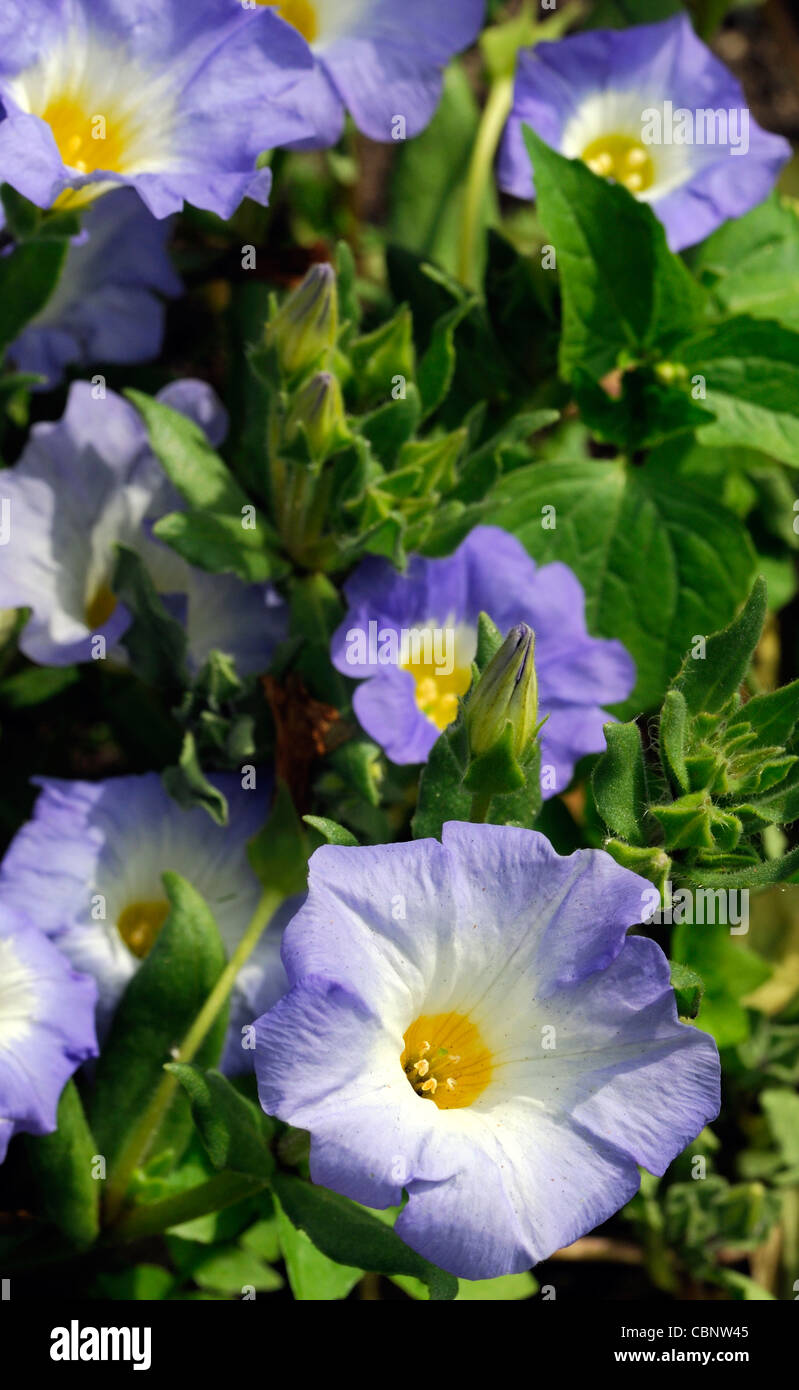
[9,187,181,388]
[0,379,287,676]
[0,0,315,217]
[498,15,791,251]
[331,526,634,797]
[254,823,720,1278]
[0,907,97,1162]
[264,0,486,146]
[0,774,288,1072]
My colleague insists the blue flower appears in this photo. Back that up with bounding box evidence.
[0,379,287,676]
[0,773,288,1073]
[264,0,486,145]
[254,824,720,1279]
[331,525,634,797]
[0,0,314,217]
[498,15,791,251]
[8,188,181,388]
[0,907,97,1161]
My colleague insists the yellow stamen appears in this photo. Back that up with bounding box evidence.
[85,581,117,630]
[117,899,170,959]
[402,1013,493,1111]
[581,133,655,195]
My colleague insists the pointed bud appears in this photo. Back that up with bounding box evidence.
[266,264,338,379]
[467,623,538,761]
[286,372,349,460]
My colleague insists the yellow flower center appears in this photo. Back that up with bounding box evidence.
[117,899,169,959]
[581,133,655,194]
[262,1,319,43]
[85,581,117,631]
[403,658,472,732]
[402,1013,493,1111]
[41,96,131,176]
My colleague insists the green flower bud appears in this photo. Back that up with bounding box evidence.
[266,263,338,379]
[286,371,349,460]
[467,623,538,761]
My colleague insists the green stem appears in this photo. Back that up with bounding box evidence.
[457,74,514,289]
[111,1173,268,1245]
[104,883,285,1225]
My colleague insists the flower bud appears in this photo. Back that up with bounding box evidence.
[266,263,338,379]
[286,371,349,460]
[466,623,538,761]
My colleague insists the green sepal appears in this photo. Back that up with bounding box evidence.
[166,1065,275,1181]
[462,719,527,798]
[273,1174,458,1301]
[592,720,649,846]
[669,962,706,1020]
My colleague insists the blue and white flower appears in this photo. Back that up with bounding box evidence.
[0,0,315,217]
[9,187,181,388]
[0,379,287,676]
[265,0,486,145]
[331,525,635,797]
[0,773,289,1073]
[0,907,97,1162]
[498,15,791,251]
[254,823,721,1278]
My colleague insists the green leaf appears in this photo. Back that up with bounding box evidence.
[394,1270,538,1301]
[192,1245,283,1294]
[0,237,69,352]
[91,873,229,1167]
[25,1081,100,1250]
[760,1088,799,1169]
[167,1065,275,1180]
[592,721,649,846]
[690,194,799,332]
[273,1174,458,1300]
[677,318,799,467]
[573,366,711,453]
[93,1264,176,1301]
[112,544,188,688]
[669,961,705,1020]
[302,815,359,847]
[125,390,250,512]
[672,577,767,716]
[163,732,229,826]
[522,127,704,381]
[274,1196,362,1301]
[417,300,473,419]
[0,665,79,708]
[248,779,309,898]
[484,457,756,715]
[153,509,285,584]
